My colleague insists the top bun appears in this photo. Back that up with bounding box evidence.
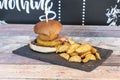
[34,20,62,36]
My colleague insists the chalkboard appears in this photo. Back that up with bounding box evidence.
[0,0,120,26]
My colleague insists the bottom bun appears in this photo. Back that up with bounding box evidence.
[29,42,56,53]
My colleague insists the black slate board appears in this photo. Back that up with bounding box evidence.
[13,45,113,72]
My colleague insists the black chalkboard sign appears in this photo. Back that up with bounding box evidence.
[0,0,120,26]
[86,0,120,26]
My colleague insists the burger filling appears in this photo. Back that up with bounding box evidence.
[36,36,63,47]
[36,35,68,47]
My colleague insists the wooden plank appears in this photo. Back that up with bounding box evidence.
[1,24,120,37]
[1,24,120,31]
[0,64,119,79]
[2,30,120,37]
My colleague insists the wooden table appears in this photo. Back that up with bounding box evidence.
[0,24,120,80]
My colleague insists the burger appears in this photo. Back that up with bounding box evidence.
[29,20,67,53]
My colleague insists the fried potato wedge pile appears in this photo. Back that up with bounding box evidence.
[56,39,101,63]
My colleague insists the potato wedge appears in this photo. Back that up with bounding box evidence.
[82,54,92,63]
[59,53,70,60]
[68,38,75,44]
[91,47,97,54]
[56,44,69,53]
[67,43,80,54]
[90,54,96,60]
[69,52,79,56]
[80,51,91,58]
[94,52,101,60]
[69,55,81,62]
[76,44,92,53]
